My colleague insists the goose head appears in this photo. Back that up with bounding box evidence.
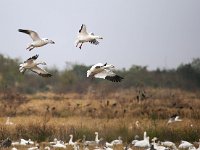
[43,38,55,44]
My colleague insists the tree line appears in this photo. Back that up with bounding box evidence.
[0,54,200,94]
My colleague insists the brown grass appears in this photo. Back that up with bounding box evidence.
[0,88,200,149]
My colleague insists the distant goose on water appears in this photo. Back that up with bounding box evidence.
[18,29,55,51]
[87,63,124,82]
[75,24,103,49]
[19,54,52,77]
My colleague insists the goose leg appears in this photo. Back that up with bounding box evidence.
[79,43,83,49]
[28,46,34,51]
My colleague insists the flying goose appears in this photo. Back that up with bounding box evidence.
[75,24,103,49]
[18,29,55,51]
[19,54,52,77]
[167,114,182,124]
[87,63,124,82]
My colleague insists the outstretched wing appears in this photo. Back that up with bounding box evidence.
[31,66,52,77]
[89,39,99,45]
[94,69,123,82]
[170,114,178,119]
[79,24,87,35]
[18,29,41,41]
[24,54,39,63]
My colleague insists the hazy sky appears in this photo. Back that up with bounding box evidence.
[0,0,200,70]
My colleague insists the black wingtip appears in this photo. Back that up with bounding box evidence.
[40,73,52,78]
[18,29,30,35]
[104,63,107,66]
[79,24,83,33]
[18,29,25,32]
[105,75,124,82]
[170,114,178,118]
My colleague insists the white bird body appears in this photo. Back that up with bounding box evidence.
[49,138,58,145]
[18,29,55,51]
[95,132,100,144]
[87,63,123,82]
[131,140,138,145]
[75,24,103,49]
[68,134,77,146]
[82,135,96,146]
[110,136,122,145]
[104,146,113,150]
[19,54,52,77]
[52,141,66,148]
[44,146,51,150]
[19,139,34,145]
[167,115,182,124]
[178,141,193,149]
[134,132,150,148]
[11,147,18,150]
[12,141,20,146]
[153,143,167,150]
[5,117,14,125]
[27,146,39,150]
[161,141,177,149]
[134,136,150,148]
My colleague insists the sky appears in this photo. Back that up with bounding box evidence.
[0,0,200,70]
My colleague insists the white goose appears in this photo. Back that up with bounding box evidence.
[167,114,182,124]
[95,132,100,144]
[161,141,177,149]
[82,135,96,146]
[18,29,55,51]
[5,117,14,125]
[75,24,103,49]
[178,141,193,149]
[68,134,77,146]
[111,136,122,145]
[87,63,124,82]
[19,54,52,77]
[52,140,66,149]
[27,144,40,150]
[134,131,150,148]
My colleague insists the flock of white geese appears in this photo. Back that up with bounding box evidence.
[8,25,194,150]
[4,131,200,150]
[18,24,123,82]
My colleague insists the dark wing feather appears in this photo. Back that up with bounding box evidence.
[79,24,84,33]
[25,54,39,62]
[18,29,32,35]
[18,29,41,41]
[31,66,52,78]
[38,73,52,77]
[170,114,178,118]
[89,39,99,45]
[105,75,124,82]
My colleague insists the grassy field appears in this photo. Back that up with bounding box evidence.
[0,88,200,149]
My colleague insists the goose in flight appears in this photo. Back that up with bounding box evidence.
[19,54,52,77]
[75,24,103,49]
[87,63,124,82]
[167,114,182,124]
[18,29,55,51]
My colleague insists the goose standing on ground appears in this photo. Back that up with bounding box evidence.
[19,54,52,77]
[51,140,66,149]
[75,24,103,49]
[134,132,150,148]
[87,63,124,82]
[178,141,193,149]
[18,29,55,51]
[68,134,77,146]
[167,114,182,124]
